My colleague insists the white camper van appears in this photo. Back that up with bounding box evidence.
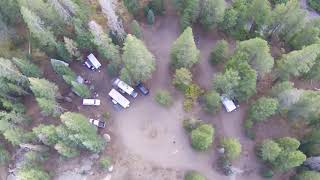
[112,78,138,98]
[108,89,130,108]
[84,54,101,70]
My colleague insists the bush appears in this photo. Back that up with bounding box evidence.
[308,0,320,13]
[183,117,204,132]
[184,98,194,112]
[149,0,165,15]
[248,97,279,123]
[220,137,242,161]
[147,9,155,24]
[71,81,90,98]
[0,145,10,165]
[100,156,112,169]
[155,90,173,107]
[210,40,229,65]
[130,20,143,39]
[16,166,50,180]
[260,168,274,178]
[201,90,220,114]
[54,142,80,158]
[191,124,214,150]
[103,112,110,120]
[172,68,192,92]
[184,170,206,180]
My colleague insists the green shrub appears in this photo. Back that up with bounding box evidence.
[191,124,214,150]
[155,90,173,107]
[16,166,50,180]
[308,0,320,13]
[131,20,143,39]
[71,81,90,98]
[0,145,9,165]
[183,117,204,132]
[184,170,206,180]
[103,112,110,120]
[172,68,192,92]
[220,137,242,161]
[54,142,80,158]
[201,90,220,114]
[100,156,112,169]
[147,9,155,24]
[210,40,229,65]
[260,168,274,178]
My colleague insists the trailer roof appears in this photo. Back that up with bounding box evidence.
[221,96,237,112]
[108,89,130,108]
[87,53,101,69]
[113,78,135,95]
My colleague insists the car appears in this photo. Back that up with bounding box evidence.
[136,82,149,95]
[82,99,101,106]
[89,119,106,128]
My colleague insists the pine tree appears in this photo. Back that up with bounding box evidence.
[170,27,200,69]
[199,0,226,29]
[12,57,42,78]
[20,6,58,53]
[120,35,156,84]
[63,37,82,61]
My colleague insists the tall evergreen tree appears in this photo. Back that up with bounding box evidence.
[120,35,156,84]
[199,0,226,29]
[171,27,200,69]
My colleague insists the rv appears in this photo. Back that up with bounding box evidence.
[108,89,130,108]
[112,78,138,98]
[82,99,101,106]
[84,54,101,70]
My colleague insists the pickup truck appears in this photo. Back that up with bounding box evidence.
[89,119,106,128]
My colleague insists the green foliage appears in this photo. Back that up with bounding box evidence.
[210,40,229,65]
[201,90,220,114]
[220,137,242,161]
[258,137,306,171]
[220,0,250,40]
[184,170,206,180]
[270,0,289,5]
[12,58,42,78]
[28,78,59,100]
[259,140,282,162]
[0,0,21,25]
[100,156,112,169]
[149,0,165,15]
[155,90,173,107]
[277,44,320,79]
[171,27,200,69]
[308,0,320,12]
[71,81,90,98]
[59,112,105,153]
[88,21,121,63]
[184,83,203,111]
[20,6,57,54]
[172,68,193,91]
[213,69,240,99]
[233,38,274,77]
[33,124,59,146]
[36,97,62,117]
[248,97,278,122]
[63,37,82,61]
[270,81,294,97]
[4,127,34,146]
[54,142,80,158]
[199,0,226,29]
[227,62,257,101]
[124,0,140,15]
[130,20,143,39]
[17,166,50,180]
[147,10,155,25]
[51,59,76,80]
[301,129,320,156]
[178,0,200,30]
[248,0,271,34]
[121,34,156,84]
[183,117,203,132]
[191,124,214,150]
[268,0,306,43]
[0,145,10,165]
[306,55,320,81]
[294,171,320,180]
[74,21,94,51]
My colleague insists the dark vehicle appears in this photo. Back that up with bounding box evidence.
[136,82,149,95]
[89,119,106,128]
[232,98,240,108]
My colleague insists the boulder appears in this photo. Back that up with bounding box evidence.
[103,134,111,143]
[103,174,112,180]
[108,165,113,173]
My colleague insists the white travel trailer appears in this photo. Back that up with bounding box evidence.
[84,53,101,70]
[108,89,130,108]
[112,78,138,98]
[221,95,237,112]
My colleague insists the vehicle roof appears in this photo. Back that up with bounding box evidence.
[87,54,101,69]
[221,96,237,112]
[113,78,135,95]
[82,99,101,105]
[108,89,130,108]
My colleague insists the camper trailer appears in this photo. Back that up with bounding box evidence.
[108,89,130,108]
[84,54,101,70]
[112,78,138,98]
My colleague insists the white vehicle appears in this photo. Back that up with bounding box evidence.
[221,95,237,112]
[108,89,130,108]
[112,78,138,98]
[89,119,106,128]
[82,99,101,106]
[84,53,101,70]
